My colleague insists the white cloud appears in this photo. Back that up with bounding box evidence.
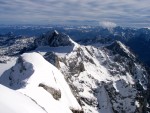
[99,21,117,28]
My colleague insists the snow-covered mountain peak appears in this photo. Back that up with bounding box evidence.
[106,40,135,59]
[54,30,59,35]
[35,30,77,47]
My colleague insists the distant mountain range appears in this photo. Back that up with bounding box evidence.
[0,25,150,67]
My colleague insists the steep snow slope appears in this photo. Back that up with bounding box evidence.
[0,85,46,113]
[0,52,82,113]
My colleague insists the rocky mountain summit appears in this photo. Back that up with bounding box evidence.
[35,30,75,47]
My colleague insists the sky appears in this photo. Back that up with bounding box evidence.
[0,0,150,27]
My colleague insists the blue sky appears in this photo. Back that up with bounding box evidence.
[0,0,150,27]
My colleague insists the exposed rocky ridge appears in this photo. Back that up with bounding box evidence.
[106,41,135,59]
[35,30,74,47]
[42,31,150,113]
[39,83,61,100]
[44,52,60,68]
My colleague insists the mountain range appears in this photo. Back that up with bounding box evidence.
[0,25,150,67]
[0,28,150,113]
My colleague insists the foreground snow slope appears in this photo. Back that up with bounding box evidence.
[0,84,46,113]
[0,52,81,113]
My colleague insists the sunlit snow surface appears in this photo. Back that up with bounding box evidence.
[0,57,17,76]
[0,85,46,113]
[0,52,81,113]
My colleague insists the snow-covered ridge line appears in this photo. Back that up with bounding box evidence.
[0,85,47,113]
[35,30,79,47]
[106,40,135,59]
[0,52,82,113]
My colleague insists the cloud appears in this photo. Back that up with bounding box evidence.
[0,0,149,27]
[99,21,117,32]
[99,21,117,28]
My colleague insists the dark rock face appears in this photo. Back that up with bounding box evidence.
[35,30,74,47]
[106,41,135,59]
[71,109,84,113]
[44,52,60,69]
[39,83,61,100]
